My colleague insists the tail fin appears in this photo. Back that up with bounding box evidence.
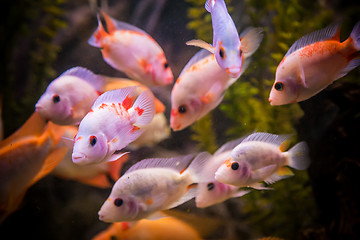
[88,14,108,48]
[132,89,155,126]
[287,142,310,170]
[351,21,360,50]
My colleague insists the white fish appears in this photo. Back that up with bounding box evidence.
[215,132,310,188]
[72,86,155,165]
[194,140,251,208]
[35,67,103,125]
[98,153,210,222]
[186,0,262,78]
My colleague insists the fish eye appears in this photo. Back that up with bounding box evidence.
[52,94,60,104]
[231,162,239,170]
[114,198,123,207]
[219,48,225,59]
[89,135,97,146]
[274,82,284,91]
[207,182,215,191]
[164,62,169,69]
[178,105,187,114]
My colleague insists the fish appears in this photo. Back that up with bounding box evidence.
[214,132,310,188]
[171,27,262,131]
[186,0,262,78]
[52,125,128,188]
[101,77,166,114]
[92,217,203,240]
[195,139,251,208]
[88,11,173,86]
[128,113,171,150]
[35,66,103,125]
[0,112,69,224]
[72,86,155,165]
[98,153,210,222]
[269,22,360,105]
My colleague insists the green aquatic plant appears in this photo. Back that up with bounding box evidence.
[1,0,67,137]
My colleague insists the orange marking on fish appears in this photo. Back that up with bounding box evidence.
[89,109,94,113]
[102,12,116,34]
[201,93,214,104]
[171,109,178,117]
[99,103,108,109]
[122,95,134,110]
[279,57,286,66]
[299,41,340,58]
[145,198,154,205]
[111,138,118,143]
[224,158,232,167]
[107,198,111,202]
[132,126,140,132]
[157,52,165,60]
[186,183,198,191]
[189,64,199,72]
[135,106,144,116]
[175,77,181,84]
[75,136,83,142]
[112,103,121,115]
[180,167,187,175]
[121,222,131,230]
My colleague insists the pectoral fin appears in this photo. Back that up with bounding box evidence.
[186,39,215,54]
[251,164,277,182]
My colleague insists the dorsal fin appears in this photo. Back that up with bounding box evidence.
[285,23,341,57]
[125,154,195,175]
[240,132,291,146]
[180,49,212,75]
[100,10,149,36]
[59,66,104,91]
[92,86,139,109]
[213,136,246,156]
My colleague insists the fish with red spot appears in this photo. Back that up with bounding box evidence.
[72,86,155,165]
[269,22,360,105]
[88,11,173,86]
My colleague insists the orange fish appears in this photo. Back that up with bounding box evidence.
[269,22,360,105]
[0,112,69,224]
[92,217,203,240]
[51,125,128,188]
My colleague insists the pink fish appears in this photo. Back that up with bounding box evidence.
[171,28,262,131]
[52,125,128,188]
[88,11,173,86]
[269,22,360,105]
[72,86,155,165]
[35,67,103,125]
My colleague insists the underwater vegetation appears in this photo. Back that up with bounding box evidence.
[0,0,359,240]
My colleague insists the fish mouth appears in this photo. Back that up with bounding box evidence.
[226,67,241,77]
[72,152,87,164]
[35,104,44,113]
[170,122,181,131]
